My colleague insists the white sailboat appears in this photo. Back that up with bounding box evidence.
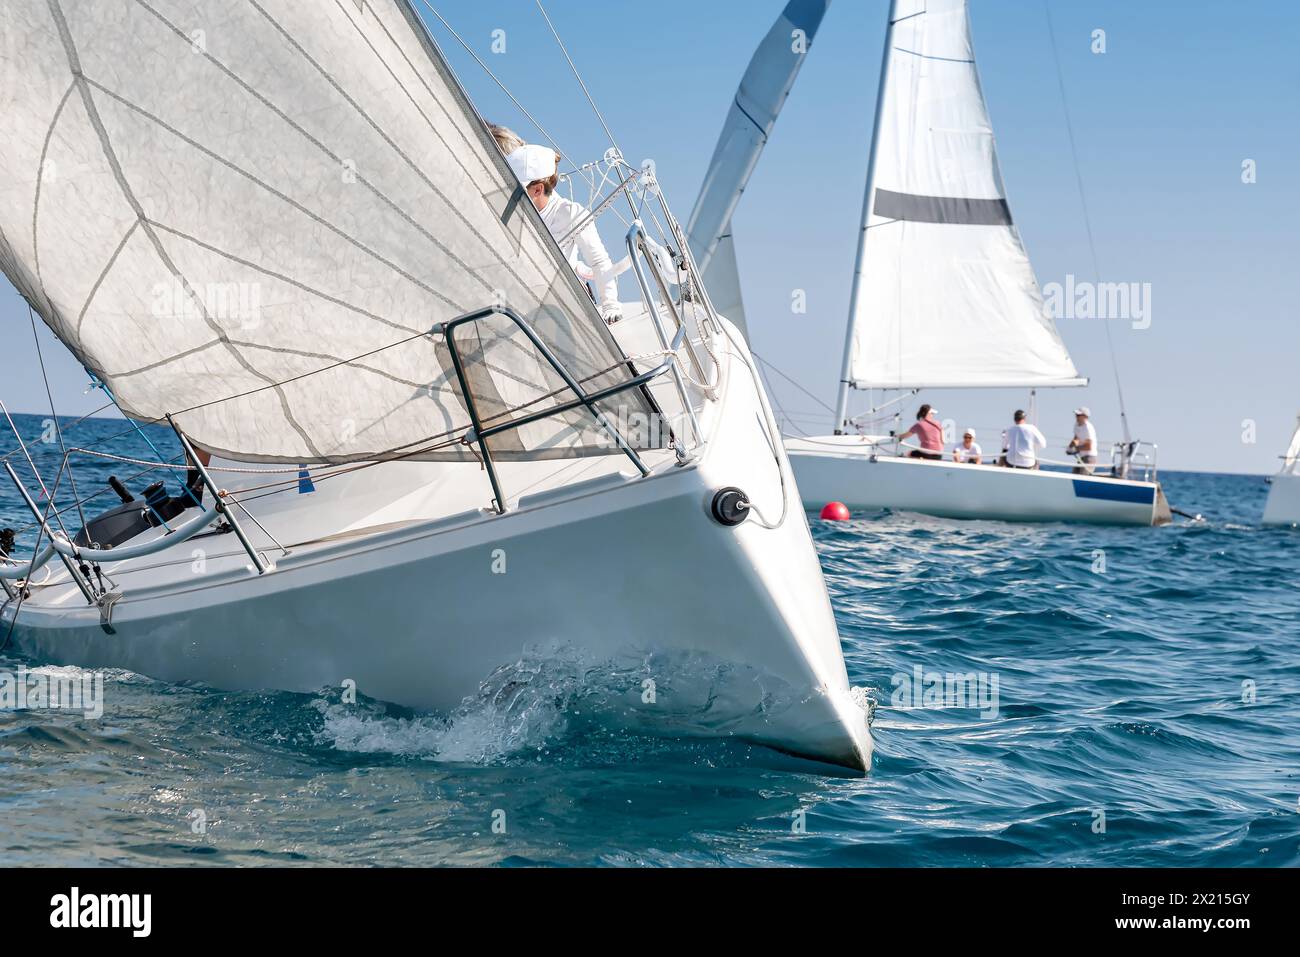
[1262,415,1300,526]
[0,0,869,769]
[696,0,1169,526]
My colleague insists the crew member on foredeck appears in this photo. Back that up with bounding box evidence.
[1002,410,1046,469]
[897,404,944,460]
[506,143,622,324]
[952,429,982,464]
[1067,406,1098,474]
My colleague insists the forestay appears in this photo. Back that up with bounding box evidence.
[0,0,655,462]
[845,0,1084,390]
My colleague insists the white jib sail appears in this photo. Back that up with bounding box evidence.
[0,0,653,463]
[685,0,831,337]
[844,0,1084,391]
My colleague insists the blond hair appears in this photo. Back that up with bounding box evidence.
[487,123,524,155]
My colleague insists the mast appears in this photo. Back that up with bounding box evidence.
[832,0,899,433]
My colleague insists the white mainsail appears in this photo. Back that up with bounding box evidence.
[686,0,831,337]
[0,0,652,463]
[841,0,1084,393]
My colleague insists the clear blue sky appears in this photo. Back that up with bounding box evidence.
[3,0,1296,473]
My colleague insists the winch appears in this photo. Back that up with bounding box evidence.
[72,476,194,549]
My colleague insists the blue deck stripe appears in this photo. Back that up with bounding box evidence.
[1072,479,1155,505]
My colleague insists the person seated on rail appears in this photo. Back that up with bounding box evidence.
[1002,409,1047,469]
[505,142,622,325]
[952,428,982,464]
[1066,406,1098,475]
[896,403,943,460]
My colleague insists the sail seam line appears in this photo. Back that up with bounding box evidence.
[239,0,519,298]
[350,2,567,292]
[74,219,139,340]
[335,0,493,183]
[893,48,974,64]
[148,221,423,337]
[131,0,498,304]
[43,0,323,459]
[31,81,75,294]
[84,78,463,313]
[732,94,768,140]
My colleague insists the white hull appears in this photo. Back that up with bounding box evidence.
[786,435,1169,526]
[1262,473,1300,527]
[6,318,871,771]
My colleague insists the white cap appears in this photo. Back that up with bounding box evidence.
[1073,406,1091,417]
[963,428,976,439]
[506,144,557,185]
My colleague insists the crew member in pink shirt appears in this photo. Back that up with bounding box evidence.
[897,403,944,460]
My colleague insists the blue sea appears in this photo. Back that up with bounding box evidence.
[1,413,1297,867]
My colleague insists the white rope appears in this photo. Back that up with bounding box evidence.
[65,448,303,474]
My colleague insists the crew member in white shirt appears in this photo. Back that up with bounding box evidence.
[506,143,622,324]
[1002,409,1047,469]
[952,429,983,464]
[1067,406,1098,475]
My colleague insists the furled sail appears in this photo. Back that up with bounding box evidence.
[0,0,654,462]
[686,0,831,337]
[844,0,1084,390]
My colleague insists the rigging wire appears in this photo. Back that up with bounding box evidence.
[1043,2,1132,446]
[533,0,620,157]
[0,395,118,466]
[532,0,640,222]
[752,351,838,417]
[418,2,590,189]
[27,301,88,531]
[0,452,74,652]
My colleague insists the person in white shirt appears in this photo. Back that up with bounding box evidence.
[952,428,983,464]
[1067,406,1098,475]
[505,143,622,324]
[1001,409,1046,469]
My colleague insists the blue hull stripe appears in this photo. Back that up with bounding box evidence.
[1072,479,1154,505]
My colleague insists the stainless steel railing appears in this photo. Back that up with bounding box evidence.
[434,304,685,514]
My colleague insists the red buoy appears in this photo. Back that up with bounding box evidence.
[820,501,850,521]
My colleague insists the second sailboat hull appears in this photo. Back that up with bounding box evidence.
[786,436,1169,526]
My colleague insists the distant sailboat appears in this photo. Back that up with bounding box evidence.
[693,0,1169,525]
[1262,415,1300,526]
[0,0,869,769]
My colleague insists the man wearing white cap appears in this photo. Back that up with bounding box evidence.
[951,428,982,464]
[1067,407,1098,474]
[506,143,622,323]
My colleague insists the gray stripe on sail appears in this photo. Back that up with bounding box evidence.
[874,189,1012,226]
